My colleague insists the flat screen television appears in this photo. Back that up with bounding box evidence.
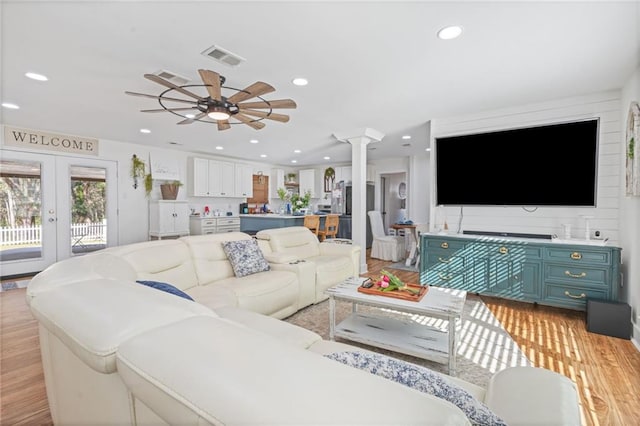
[435,118,599,207]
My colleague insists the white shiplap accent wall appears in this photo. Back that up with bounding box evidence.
[430,91,622,245]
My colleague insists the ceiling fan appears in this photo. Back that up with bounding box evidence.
[125,69,297,131]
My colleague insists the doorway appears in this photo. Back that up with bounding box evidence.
[0,150,118,278]
[380,172,407,231]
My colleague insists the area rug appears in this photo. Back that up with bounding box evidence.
[386,261,419,272]
[285,294,531,388]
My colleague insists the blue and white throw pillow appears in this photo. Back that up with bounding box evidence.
[136,280,194,301]
[325,351,506,426]
[222,239,270,278]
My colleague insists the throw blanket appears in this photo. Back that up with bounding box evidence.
[325,351,506,426]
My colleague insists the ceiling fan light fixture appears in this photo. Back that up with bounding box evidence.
[207,106,230,120]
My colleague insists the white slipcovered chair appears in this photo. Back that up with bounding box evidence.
[368,210,405,262]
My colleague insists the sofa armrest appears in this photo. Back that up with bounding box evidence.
[263,252,300,264]
[319,242,362,276]
[268,260,316,309]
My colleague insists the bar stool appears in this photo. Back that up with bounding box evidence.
[303,215,320,236]
[318,214,339,241]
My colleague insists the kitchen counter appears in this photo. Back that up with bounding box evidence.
[240,213,333,233]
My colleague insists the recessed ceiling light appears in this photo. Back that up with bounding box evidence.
[250,139,259,144]
[425,148,432,152]
[292,77,308,86]
[324,156,330,160]
[215,146,224,150]
[402,135,411,140]
[293,149,301,153]
[2,102,19,109]
[437,25,463,40]
[185,113,195,119]
[291,160,297,163]
[140,128,151,134]
[260,154,267,158]
[25,72,48,81]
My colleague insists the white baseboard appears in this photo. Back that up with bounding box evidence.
[632,323,640,352]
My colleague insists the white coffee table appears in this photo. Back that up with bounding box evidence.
[325,277,467,375]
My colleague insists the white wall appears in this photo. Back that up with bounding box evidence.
[430,91,622,245]
[621,66,640,345]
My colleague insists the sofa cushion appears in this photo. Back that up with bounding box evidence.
[256,226,321,259]
[136,280,194,301]
[325,351,506,426]
[180,233,250,285]
[222,238,270,277]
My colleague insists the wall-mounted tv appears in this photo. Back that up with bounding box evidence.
[435,118,599,207]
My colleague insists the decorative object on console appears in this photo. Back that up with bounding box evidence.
[626,101,640,196]
[126,69,297,131]
[222,238,270,277]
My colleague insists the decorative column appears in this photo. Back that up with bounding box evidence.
[333,128,384,273]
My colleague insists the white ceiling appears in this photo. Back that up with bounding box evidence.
[1,1,638,167]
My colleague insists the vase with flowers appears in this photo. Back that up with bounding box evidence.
[290,190,312,214]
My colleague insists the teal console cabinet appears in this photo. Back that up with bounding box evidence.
[420,234,621,311]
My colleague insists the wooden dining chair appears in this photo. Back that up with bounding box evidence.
[303,214,320,236]
[318,214,339,241]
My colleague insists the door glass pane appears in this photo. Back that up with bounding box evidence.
[69,166,107,255]
[0,159,43,261]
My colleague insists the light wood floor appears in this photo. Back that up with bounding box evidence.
[2,257,640,425]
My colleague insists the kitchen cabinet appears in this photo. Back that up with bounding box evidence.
[190,216,241,235]
[188,157,235,197]
[335,166,352,184]
[235,164,254,198]
[149,201,190,239]
[271,168,285,198]
[299,169,316,198]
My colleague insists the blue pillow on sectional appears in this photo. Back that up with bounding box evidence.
[136,280,194,301]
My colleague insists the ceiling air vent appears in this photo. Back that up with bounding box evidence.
[152,70,190,86]
[201,44,246,67]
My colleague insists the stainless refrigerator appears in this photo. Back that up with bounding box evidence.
[333,181,375,248]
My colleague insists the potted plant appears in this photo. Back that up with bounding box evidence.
[130,155,146,189]
[144,173,153,198]
[160,180,183,200]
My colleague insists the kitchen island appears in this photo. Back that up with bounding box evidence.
[240,213,330,233]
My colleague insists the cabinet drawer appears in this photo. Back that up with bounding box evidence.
[543,283,608,310]
[217,217,240,226]
[424,252,466,271]
[422,267,466,288]
[201,219,217,227]
[217,225,240,233]
[545,264,608,287]
[545,247,611,265]
[423,238,467,251]
[474,243,543,260]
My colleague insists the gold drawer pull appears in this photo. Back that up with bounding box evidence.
[565,270,587,278]
[499,246,508,254]
[441,242,449,249]
[438,273,453,281]
[564,290,586,299]
[570,252,582,260]
[438,257,450,263]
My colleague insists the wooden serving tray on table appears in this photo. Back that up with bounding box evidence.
[357,282,428,302]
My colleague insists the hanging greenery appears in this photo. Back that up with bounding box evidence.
[130,155,146,189]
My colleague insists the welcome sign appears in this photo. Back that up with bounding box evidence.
[3,126,99,156]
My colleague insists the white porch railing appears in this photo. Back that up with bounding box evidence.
[0,221,107,246]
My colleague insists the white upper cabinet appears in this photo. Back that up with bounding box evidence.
[335,166,352,184]
[188,157,235,197]
[299,169,316,198]
[234,164,254,198]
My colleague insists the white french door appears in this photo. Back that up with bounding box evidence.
[0,150,118,277]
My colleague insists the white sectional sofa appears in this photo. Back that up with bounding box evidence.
[26,230,580,425]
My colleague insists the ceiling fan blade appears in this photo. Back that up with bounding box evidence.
[237,99,297,109]
[144,74,205,101]
[217,120,231,131]
[233,112,266,130]
[198,69,222,101]
[239,109,289,123]
[125,91,198,105]
[227,81,275,104]
[177,112,207,125]
[141,107,198,113]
